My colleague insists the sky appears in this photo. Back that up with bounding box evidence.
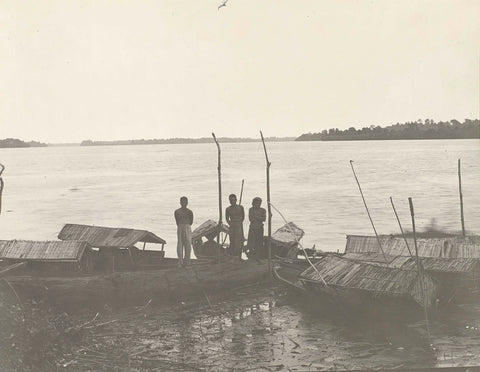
[0,0,479,143]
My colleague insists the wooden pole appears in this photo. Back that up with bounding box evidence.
[349,161,387,262]
[389,197,413,257]
[260,131,272,273]
[0,178,3,215]
[212,133,223,262]
[239,179,245,205]
[458,159,466,237]
[0,163,4,214]
[408,197,431,341]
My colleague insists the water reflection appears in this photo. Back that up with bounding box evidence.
[95,286,457,370]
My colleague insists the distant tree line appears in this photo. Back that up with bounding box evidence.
[296,119,480,141]
[0,138,47,148]
[81,137,294,146]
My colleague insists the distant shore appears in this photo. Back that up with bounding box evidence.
[80,137,296,146]
[0,137,295,148]
[296,119,479,141]
[2,118,479,148]
[0,138,47,148]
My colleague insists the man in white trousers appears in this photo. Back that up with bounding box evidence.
[174,196,193,267]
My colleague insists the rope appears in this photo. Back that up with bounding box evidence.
[268,201,328,287]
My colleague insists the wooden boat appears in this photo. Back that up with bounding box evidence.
[345,234,480,259]
[274,254,440,319]
[5,257,272,311]
[344,235,480,304]
[0,224,168,274]
[255,222,305,258]
[273,258,310,294]
[0,224,273,310]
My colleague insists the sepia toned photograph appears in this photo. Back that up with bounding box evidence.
[0,1,479,371]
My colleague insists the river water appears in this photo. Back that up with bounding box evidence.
[68,281,480,371]
[1,139,480,370]
[0,139,479,255]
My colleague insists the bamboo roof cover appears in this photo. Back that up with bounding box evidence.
[0,240,89,262]
[58,224,166,248]
[393,256,480,273]
[271,222,304,246]
[345,235,480,258]
[300,255,438,307]
[343,253,409,267]
[344,253,480,273]
[192,220,229,241]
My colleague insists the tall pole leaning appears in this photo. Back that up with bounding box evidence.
[260,131,272,273]
[390,196,413,257]
[0,163,4,214]
[349,161,387,262]
[408,197,431,342]
[458,159,466,237]
[239,179,245,205]
[212,133,222,262]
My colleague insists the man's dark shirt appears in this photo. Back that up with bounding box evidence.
[174,207,193,225]
[226,205,245,224]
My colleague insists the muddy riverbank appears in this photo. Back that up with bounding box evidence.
[2,280,480,371]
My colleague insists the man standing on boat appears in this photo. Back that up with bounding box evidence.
[225,194,245,261]
[246,197,266,258]
[174,196,193,267]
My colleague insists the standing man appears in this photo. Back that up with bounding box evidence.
[247,197,266,258]
[225,194,245,261]
[174,196,193,267]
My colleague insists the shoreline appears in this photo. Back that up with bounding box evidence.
[1,136,479,149]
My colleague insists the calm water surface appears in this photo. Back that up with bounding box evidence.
[0,139,479,256]
[74,282,480,370]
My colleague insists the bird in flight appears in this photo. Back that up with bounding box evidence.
[218,0,228,10]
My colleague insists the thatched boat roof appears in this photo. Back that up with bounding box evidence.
[58,224,166,248]
[192,220,229,241]
[344,253,480,273]
[0,240,89,262]
[399,256,480,273]
[300,255,438,307]
[345,235,480,259]
[271,222,304,246]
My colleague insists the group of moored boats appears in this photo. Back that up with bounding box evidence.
[274,234,480,319]
[0,220,302,308]
[1,216,479,318]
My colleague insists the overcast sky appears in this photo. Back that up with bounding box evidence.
[1,0,478,143]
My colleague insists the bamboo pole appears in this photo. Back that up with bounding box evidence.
[239,179,245,205]
[408,197,431,341]
[212,133,223,262]
[458,159,465,237]
[0,163,4,214]
[349,161,387,262]
[389,197,413,257]
[260,131,272,273]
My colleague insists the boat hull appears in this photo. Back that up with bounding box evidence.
[274,257,434,321]
[5,259,272,311]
